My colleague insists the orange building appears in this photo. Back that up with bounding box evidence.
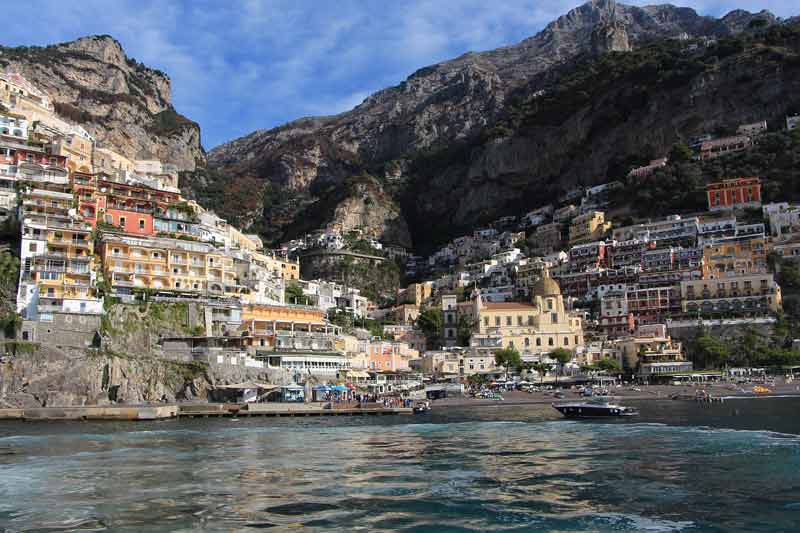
[706,177,761,212]
[96,175,180,236]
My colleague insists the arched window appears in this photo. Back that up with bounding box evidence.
[564,337,569,345]
[524,338,530,347]
[548,337,554,346]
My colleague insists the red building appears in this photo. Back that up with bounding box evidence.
[96,175,180,237]
[706,177,761,212]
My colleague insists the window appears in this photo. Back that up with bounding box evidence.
[564,337,569,345]
[484,317,489,326]
[119,217,126,227]
[547,299,553,310]
[574,336,579,344]
[139,219,145,230]
[548,337,554,346]
[551,312,558,324]
[536,338,541,346]
[524,338,530,347]
[495,317,500,326]
[506,316,512,326]
[28,243,37,253]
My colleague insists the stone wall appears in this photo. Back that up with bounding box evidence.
[19,313,101,349]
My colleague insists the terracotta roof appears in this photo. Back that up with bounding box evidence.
[483,302,536,310]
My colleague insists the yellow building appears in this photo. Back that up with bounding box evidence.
[474,271,583,356]
[615,324,691,377]
[93,146,135,175]
[568,211,611,245]
[99,233,243,298]
[680,273,781,315]
[397,281,434,305]
[702,234,767,278]
[50,132,93,173]
[258,251,300,280]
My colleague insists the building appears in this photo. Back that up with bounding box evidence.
[473,270,583,359]
[568,211,611,245]
[442,294,459,346]
[702,233,767,278]
[598,287,634,337]
[364,339,418,372]
[16,182,101,317]
[736,121,767,137]
[98,233,243,299]
[0,112,28,142]
[615,324,691,379]
[553,204,578,222]
[627,158,667,181]
[763,203,800,238]
[698,136,752,160]
[396,281,434,306]
[679,273,781,316]
[706,177,761,212]
[96,176,181,237]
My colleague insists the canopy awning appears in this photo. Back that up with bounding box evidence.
[214,381,277,390]
[346,370,371,378]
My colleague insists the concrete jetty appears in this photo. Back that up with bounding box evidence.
[0,403,412,421]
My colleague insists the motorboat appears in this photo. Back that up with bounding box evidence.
[413,401,432,414]
[552,397,638,418]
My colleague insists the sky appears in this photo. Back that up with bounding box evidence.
[2,1,797,149]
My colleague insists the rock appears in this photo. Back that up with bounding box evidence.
[200,1,780,250]
[0,35,203,171]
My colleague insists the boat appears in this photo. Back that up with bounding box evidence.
[552,397,638,418]
[413,401,431,414]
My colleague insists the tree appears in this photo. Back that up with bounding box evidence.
[669,143,693,163]
[494,347,522,380]
[529,362,550,384]
[690,335,728,369]
[549,348,573,383]
[0,252,20,337]
[456,315,475,346]
[285,282,310,305]
[416,307,443,350]
[467,373,489,388]
[596,357,622,373]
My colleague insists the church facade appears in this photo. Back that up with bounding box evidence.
[473,271,584,357]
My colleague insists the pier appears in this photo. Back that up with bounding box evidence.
[0,403,412,421]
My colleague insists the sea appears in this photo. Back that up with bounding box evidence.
[1,398,800,532]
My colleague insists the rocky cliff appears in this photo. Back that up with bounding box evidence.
[0,301,292,408]
[0,35,204,171]
[202,0,783,252]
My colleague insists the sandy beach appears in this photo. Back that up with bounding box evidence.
[433,380,800,407]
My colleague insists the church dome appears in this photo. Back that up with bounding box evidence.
[532,270,561,298]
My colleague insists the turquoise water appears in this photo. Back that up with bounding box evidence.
[1,399,800,532]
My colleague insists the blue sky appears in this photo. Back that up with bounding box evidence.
[3,1,797,149]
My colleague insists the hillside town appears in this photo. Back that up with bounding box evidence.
[1,69,800,407]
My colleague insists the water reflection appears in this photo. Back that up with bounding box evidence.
[0,400,799,531]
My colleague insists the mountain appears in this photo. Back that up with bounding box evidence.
[0,35,203,171]
[199,0,786,252]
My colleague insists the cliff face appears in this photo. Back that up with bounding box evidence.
[203,0,781,250]
[0,35,204,170]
